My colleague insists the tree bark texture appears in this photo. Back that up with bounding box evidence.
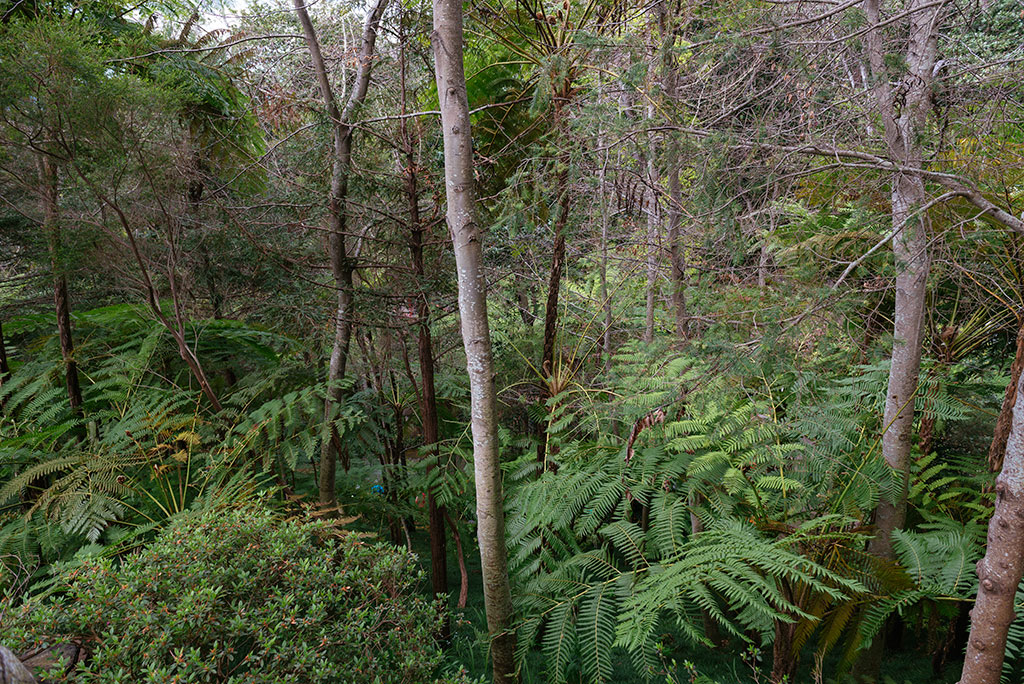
[293,0,389,511]
[432,0,517,678]
[959,369,1024,684]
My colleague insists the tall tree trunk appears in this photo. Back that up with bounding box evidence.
[989,319,1024,472]
[665,150,687,341]
[292,0,389,512]
[644,151,659,344]
[655,0,687,342]
[399,29,449,606]
[599,144,613,372]
[861,0,943,562]
[859,0,944,675]
[39,156,83,424]
[431,1,517,679]
[871,171,931,559]
[959,370,1024,684]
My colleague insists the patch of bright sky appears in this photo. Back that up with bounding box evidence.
[200,0,246,31]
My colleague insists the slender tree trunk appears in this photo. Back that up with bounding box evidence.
[400,38,449,603]
[665,151,687,341]
[446,510,470,609]
[959,370,1024,684]
[871,171,931,559]
[537,158,570,468]
[541,161,570,384]
[39,156,83,423]
[655,0,687,341]
[599,145,613,372]
[859,0,944,675]
[293,0,389,512]
[53,276,83,420]
[517,288,534,327]
[989,319,1024,472]
[0,318,9,410]
[431,1,517,678]
[644,151,659,344]
[861,0,942,562]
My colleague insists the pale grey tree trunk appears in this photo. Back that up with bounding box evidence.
[293,0,389,512]
[431,0,517,680]
[862,0,943,559]
[960,369,1024,684]
[858,0,945,675]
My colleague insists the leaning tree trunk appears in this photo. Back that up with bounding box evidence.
[431,0,517,679]
[293,0,389,512]
[959,369,1024,684]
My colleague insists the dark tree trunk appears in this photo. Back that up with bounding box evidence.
[404,108,449,607]
[53,277,83,421]
[445,510,470,609]
[989,319,1024,472]
[537,162,570,468]
[541,165,570,385]
[771,618,798,684]
[39,156,84,426]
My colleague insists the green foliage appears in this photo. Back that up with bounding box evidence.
[1,507,467,683]
[507,346,874,683]
[0,304,335,588]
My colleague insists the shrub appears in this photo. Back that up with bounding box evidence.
[2,507,467,683]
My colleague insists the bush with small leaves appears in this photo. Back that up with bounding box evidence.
[2,507,469,683]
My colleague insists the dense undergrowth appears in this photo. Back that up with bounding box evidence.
[0,301,1019,683]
